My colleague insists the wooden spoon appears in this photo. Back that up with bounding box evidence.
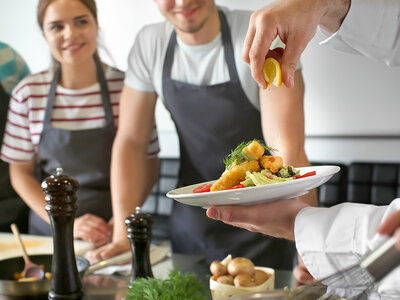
[10,223,45,280]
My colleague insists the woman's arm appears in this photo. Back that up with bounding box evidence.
[10,161,113,246]
[9,161,49,222]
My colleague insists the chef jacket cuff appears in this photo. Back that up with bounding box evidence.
[294,204,366,280]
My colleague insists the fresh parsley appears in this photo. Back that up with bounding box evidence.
[124,269,207,300]
[223,140,276,169]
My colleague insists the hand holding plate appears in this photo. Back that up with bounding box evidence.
[206,197,309,241]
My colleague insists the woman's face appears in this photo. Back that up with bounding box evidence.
[42,0,98,66]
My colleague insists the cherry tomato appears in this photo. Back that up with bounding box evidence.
[296,171,316,179]
[193,184,212,193]
[228,184,245,189]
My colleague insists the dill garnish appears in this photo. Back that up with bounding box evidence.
[223,140,277,169]
[124,269,207,300]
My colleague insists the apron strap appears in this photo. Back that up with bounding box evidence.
[162,10,240,83]
[218,10,240,83]
[162,30,177,82]
[43,56,113,126]
[43,64,61,125]
[94,55,113,125]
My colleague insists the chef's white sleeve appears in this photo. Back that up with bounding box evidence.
[319,0,400,67]
[294,199,400,280]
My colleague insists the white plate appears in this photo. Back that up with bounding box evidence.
[166,165,340,208]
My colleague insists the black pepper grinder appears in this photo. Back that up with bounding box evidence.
[125,206,154,280]
[42,168,83,300]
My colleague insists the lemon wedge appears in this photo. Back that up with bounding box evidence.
[262,58,282,88]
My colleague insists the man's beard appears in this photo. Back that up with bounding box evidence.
[175,15,209,34]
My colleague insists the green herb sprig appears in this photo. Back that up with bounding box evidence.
[124,269,207,300]
[223,139,277,169]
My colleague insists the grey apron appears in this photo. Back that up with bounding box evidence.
[30,57,115,235]
[162,10,295,269]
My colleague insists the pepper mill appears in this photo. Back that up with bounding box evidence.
[42,168,83,300]
[125,206,154,280]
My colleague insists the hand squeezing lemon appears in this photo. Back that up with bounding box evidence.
[262,58,282,89]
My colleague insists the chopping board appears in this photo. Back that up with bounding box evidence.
[0,232,94,260]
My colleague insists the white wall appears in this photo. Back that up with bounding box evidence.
[2,0,400,164]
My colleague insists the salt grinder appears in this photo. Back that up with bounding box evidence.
[42,168,83,300]
[125,207,154,280]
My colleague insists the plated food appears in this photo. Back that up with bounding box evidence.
[167,140,340,207]
[193,140,315,193]
[167,166,339,208]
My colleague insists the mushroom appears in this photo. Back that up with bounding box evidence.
[216,275,234,285]
[233,273,258,287]
[210,260,227,277]
[227,257,255,276]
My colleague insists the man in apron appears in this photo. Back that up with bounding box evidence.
[91,1,315,270]
[0,42,30,233]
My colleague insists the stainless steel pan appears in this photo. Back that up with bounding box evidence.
[0,254,89,297]
[0,251,132,297]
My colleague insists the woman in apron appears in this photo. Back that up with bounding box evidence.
[0,0,159,247]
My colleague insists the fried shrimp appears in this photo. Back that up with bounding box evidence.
[242,140,265,160]
[259,156,283,173]
[211,160,260,191]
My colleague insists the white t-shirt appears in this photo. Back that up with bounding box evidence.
[1,66,159,163]
[319,0,400,67]
[125,6,301,111]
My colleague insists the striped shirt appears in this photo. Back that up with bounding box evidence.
[1,65,159,163]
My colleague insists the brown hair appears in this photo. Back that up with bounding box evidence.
[37,0,98,30]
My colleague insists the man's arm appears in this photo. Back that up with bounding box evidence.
[260,68,317,284]
[111,86,159,244]
[242,0,350,89]
[86,86,158,263]
[260,69,317,206]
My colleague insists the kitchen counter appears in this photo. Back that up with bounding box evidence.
[0,250,296,300]
[0,233,93,260]
[0,232,296,300]
[82,253,296,300]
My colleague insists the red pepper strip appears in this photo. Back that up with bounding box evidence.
[193,183,212,193]
[296,171,316,179]
[228,184,244,190]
